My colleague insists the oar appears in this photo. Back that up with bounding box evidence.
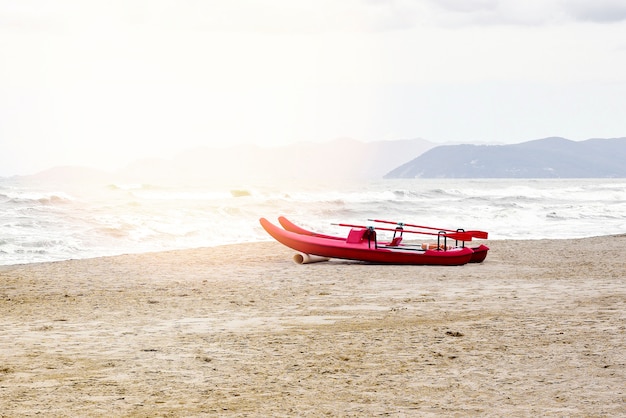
[368,219,488,239]
[334,223,473,242]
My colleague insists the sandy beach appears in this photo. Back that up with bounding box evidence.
[1,236,624,417]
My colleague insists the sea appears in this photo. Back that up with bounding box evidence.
[1,175,626,266]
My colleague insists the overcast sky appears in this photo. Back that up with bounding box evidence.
[2,0,626,175]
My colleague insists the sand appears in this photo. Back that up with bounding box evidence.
[1,236,624,417]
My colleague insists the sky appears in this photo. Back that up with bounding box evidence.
[1,0,626,176]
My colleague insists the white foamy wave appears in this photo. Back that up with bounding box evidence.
[2,190,74,205]
[1,177,625,265]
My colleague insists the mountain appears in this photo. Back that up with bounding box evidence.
[25,166,110,183]
[384,137,626,178]
[118,138,435,183]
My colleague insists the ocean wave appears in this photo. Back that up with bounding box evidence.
[107,183,159,191]
[38,194,72,205]
[5,192,73,205]
[93,226,130,239]
[22,239,65,248]
[2,177,626,265]
[15,248,49,255]
[230,189,252,197]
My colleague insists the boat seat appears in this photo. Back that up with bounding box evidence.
[347,228,368,243]
[389,236,402,246]
[346,227,377,244]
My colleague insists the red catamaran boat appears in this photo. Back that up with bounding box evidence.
[260,216,489,266]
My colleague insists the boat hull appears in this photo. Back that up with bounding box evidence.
[277,216,489,263]
[468,244,489,263]
[260,217,475,266]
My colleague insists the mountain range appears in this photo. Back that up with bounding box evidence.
[21,136,626,183]
[112,137,435,183]
[384,137,626,179]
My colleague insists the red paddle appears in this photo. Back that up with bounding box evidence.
[368,219,488,239]
[334,223,473,242]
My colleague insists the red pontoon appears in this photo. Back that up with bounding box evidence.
[260,217,478,266]
[276,216,489,264]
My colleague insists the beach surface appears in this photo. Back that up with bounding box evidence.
[1,236,624,416]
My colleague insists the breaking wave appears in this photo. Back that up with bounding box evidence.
[1,177,625,265]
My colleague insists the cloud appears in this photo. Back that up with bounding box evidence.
[0,0,416,34]
[3,0,626,38]
[178,0,420,33]
[425,0,564,26]
[564,0,626,23]
[429,0,499,14]
[425,0,626,26]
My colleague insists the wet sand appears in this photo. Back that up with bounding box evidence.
[1,236,625,416]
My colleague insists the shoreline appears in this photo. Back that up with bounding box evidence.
[1,236,625,416]
[3,232,626,268]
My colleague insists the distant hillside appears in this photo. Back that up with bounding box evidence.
[384,137,626,178]
[119,138,435,183]
[26,166,110,183]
